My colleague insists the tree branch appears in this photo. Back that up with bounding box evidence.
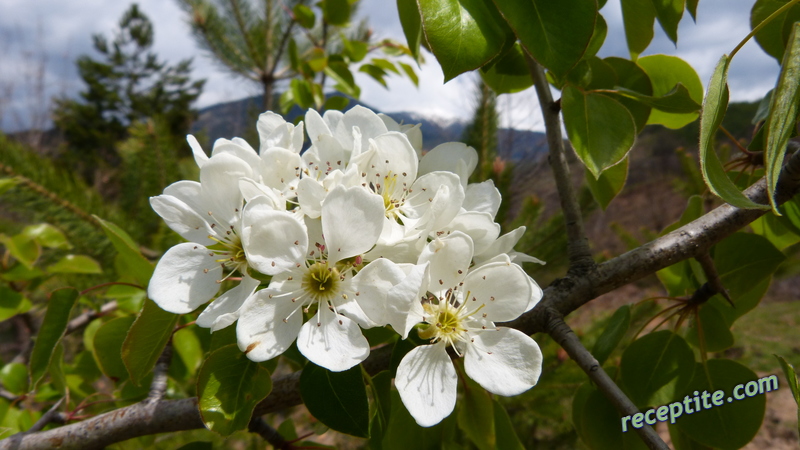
[5,148,800,450]
[147,341,172,402]
[248,416,288,449]
[545,311,669,450]
[526,55,595,274]
[65,301,117,335]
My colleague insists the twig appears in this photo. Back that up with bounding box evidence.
[5,147,800,450]
[695,252,732,305]
[65,301,117,335]
[26,398,65,433]
[249,416,288,449]
[147,341,172,402]
[545,311,669,450]
[526,55,595,274]
[0,387,18,402]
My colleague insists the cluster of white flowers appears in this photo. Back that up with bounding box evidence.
[148,106,545,426]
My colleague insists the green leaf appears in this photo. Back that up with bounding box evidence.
[29,287,78,390]
[457,375,495,449]
[493,399,525,450]
[398,62,419,87]
[0,177,20,195]
[121,298,179,386]
[561,85,636,179]
[299,362,369,438]
[22,224,71,250]
[306,48,328,73]
[93,316,135,382]
[293,4,315,28]
[685,303,734,352]
[197,344,273,436]
[479,43,533,94]
[698,56,769,210]
[290,79,314,109]
[585,14,608,59]
[0,287,32,322]
[494,0,596,77]
[676,360,766,449]
[418,0,513,81]
[591,304,631,366]
[614,83,701,114]
[638,54,703,129]
[95,216,153,286]
[359,64,389,88]
[325,62,360,98]
[764,23,800,213]
[173,327,203,378]
[604,57,653,132]
[652,0,684,44]
[621,330,695,407]
[323,96,349,112]
[585,156,628,210]
[621,0,656,58]
[322,0,350,26]
[0,234,40,269]
[0,363,28,395]
[48,343,66,394]
[397,0,423,61]
[713,232,785,299]
[751,204,800,249]
[751,0,800,61]
[342,37,368,62]
[382,390,458,449]
[574,381,648,450]
[775,354,800,440]
[46,254,103,274]
[686,0,699,20]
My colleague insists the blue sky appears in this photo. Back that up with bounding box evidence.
[0,0,782,132]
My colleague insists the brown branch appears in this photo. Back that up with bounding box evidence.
[526,55,595,274]
[5,148,800,450]
[25,398,65,433]
[249,416,288,449]
[65,301,117,335]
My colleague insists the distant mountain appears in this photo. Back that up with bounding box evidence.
[192,95,548,162]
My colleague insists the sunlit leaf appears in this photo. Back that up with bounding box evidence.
[585,156,628,210]
[638,54,703,129]
[121,299,180,386]
[21,224,71,250]
[652,0,684,44]
[621,0,656,58]
[93,316,135,382]
[46,254,102,274]
[95,216,153,286]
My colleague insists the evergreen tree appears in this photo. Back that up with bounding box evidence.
[53,3,204,182]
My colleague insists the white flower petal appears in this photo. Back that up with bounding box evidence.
[395,343,458,427]
[403,172,464,231]
[210,138,261,169]
[462,261,531,322]
[239,178,282,206]
[196,275,260,331]
[199,153,251,226]
[348,258,406,326]
[148,243,222,314]
[242,198,308,275]
[418,142,478,183]
[149,195,214,245]
[334,105,388,152]
[385,263,429,339]
[321,185,384,263]
[444,211,501,255]
[473,226,527,265]
[259,147,302,193]
[187,135,209,168]
[296,177,326,219]
[464,328,543,396]
[305,108,332,144]
[236,288,303,362]
[463,180,501,218]
[418,231,473,296]
[364,132,418,182]
[296,306,370,372]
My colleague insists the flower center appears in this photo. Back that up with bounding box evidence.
[418,300,466,345]
[301,262,341,302]
[209,232,247,274]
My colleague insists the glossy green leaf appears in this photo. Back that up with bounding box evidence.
[751,206,800,249]
[457,375,495,449]
[95,216,153,286]
[121,298,180,386]
[197,344,272,435]
[698,56,769,210]
[22,224,71,250]
[342,37,368,63]
[585,156,628,210]
[582,57,618,90]
[0,286,32,321]
[293,4,315,28]
[592,305,631,366]
[685,303,734,352]
[604,57,653,132]
[46,254,102,274]
[300,362,369,438]
[775,354,800,439]
[764,23,800,213]
[360,64,389,88]
[480,43,533,94]
[93,316,135,382]
[652,0,684,44]
[676,360,766,449]
[585,14,608,59]
[382,390,458,449]
[325,62,360,98]
[621,330,695,407]
[714,232,785,299]
[397,0,423,61]
[398,62,419,86]
[562,85,636,179]
[322,0,350,26]
[290,79,314,109]
[638,54,703,129]
[173,327,203,378]
[494,0,596,77]
[0,363,28,395]
[614,83,700,114]
[686,0,699,20]
[29,287,78,390]
[418,0,513,81]
[48,343,66,394]
[621,0,656,58]
[0,234,39,269]
[751,0,800,61]
[493,399,524,450]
